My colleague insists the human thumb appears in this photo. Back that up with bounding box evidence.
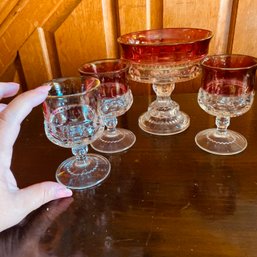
[17,182,73,217]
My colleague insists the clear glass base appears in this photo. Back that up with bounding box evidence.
[195,128,247,155]
[91,128,136,153]
[138,99,190,135]
[56,154,111,189]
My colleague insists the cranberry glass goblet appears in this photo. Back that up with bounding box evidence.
[78,59,136,153]
[43,77,111,189]
[195,54,257,155]
[118,28,212,135]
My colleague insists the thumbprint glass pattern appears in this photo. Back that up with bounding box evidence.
[195,54,257,155]
[79,59,136,153]
[118,28,212,135]
[43,77,111,189]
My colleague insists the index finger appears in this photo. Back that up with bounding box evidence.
[0,82,20,99]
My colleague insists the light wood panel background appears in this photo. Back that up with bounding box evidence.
[0,0,256,94]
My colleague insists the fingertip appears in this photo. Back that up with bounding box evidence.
[0,82,20,98]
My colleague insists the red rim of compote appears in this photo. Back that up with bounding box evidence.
[117,28,213,64]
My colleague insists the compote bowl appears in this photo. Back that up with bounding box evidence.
[195,54,257,155]
[118,28,212,135]
[79,59,136,153]
[43,77,111,189]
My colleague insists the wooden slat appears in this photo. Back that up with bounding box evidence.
[232,0,257,56]
[227,0,239,54]
[0,61,18,83]
[163,0,220,54]
[118,0,147,35]
[146,0,163,29]
[43,0,82,32]
[55,0,116,76]
[101,0,119,58]
[0,0,19,25]
[19,28,54,89]
[214,0,234,54]
[0,0,79,77]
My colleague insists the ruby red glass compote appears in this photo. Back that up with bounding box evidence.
[195,54,257,155]
[118,28,212,135]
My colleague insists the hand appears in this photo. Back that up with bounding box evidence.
[0,82,72,232]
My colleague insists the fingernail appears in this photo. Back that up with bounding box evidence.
[35,85,51,93]
[55,186,73,198]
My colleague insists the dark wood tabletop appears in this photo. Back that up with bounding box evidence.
[1,93,257,257]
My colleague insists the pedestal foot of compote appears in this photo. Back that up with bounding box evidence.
[56,154,111,190]
[195,128,247,155]
[138,99,190,135]
[91,128,136,153]
[138,83,190,135]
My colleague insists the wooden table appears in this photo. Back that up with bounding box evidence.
[1,93,257,257]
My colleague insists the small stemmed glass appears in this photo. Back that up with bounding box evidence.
[79,59,136,153]
[43,77,111,189]
[195,54,257,155]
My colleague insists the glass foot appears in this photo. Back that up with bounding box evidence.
[91,128,136,153]
[138,110,190,135]
[195,128,247,155]
[56,154,111,190]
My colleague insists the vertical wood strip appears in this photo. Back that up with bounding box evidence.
[19,28,53,89]
[213,0,233,54]
[118,0,147,35]
[146,0,163,29]
[232,0,257,56]
[37,28,53,79]
[55,0,107,76]
[227,0,239,53]
[101,0,119,58]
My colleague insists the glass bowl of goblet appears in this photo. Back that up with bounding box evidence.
[195,54,257,155]
[78,59,136,153]
[43,77,111,189]
[118,28,212,135]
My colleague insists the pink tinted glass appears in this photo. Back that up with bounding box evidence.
[117,28,212,63]
[201,55,257,95]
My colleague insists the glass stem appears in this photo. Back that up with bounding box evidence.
[153,83,174,99]
[150,83,178,116]
[72,145,88,166]
[104,116,118,135]
[152,83,175,108]
[215,116,230,136]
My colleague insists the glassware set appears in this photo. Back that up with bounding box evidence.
[42,27,257,190]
